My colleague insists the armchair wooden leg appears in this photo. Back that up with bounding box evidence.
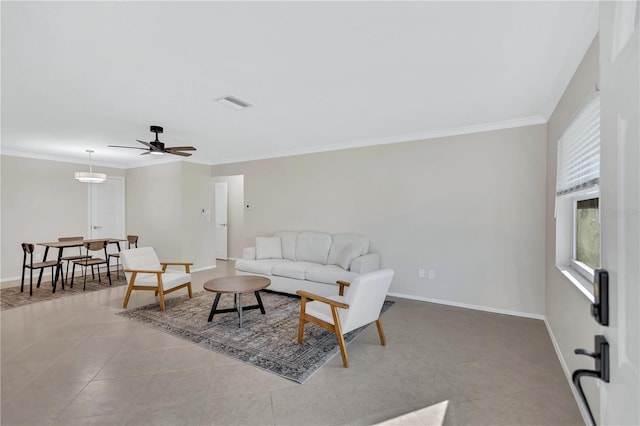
[187,283,193,298]
[375,319,386,346]
[122,284,134,308]
[297,297,307,343]
[158,288,166,311]
[331,306,349,368]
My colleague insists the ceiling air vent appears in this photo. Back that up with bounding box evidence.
[217,95,253,110]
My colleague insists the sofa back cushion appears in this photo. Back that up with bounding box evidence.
[274,231,298,261]
[295,231,332,264]
[256,236,283,259]
[327,234,370,269]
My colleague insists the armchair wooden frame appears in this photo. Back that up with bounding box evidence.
[122,261,193,311]
[297,280,387,368]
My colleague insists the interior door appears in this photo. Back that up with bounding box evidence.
[599,2,639,425]
[90,177,125,251]
[215,181,228,260]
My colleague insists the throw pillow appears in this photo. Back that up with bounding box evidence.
[336,244,361,270]
[256,236,283,260]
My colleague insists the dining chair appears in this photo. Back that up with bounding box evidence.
[120,247,193,311]
[21,243,60,296]
[296,269,394,368]
[58,236,91,286]
[70,240,112,290]
[108,235,138,279]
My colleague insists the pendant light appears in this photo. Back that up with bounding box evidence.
[75,149,107,183]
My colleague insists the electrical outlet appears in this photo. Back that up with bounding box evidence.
[428,269,436,280]
[418,268,425,278]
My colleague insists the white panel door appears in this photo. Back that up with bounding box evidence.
[90,177,125,249]
[599,2,639,425]
[215,181,228,260]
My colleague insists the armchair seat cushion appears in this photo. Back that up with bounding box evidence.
[133,271,191,291]
[305,295,347,325]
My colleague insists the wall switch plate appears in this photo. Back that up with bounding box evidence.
[428,269,436,280]
[418,268,425,278]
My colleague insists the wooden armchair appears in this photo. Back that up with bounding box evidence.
[297,269,394,367]
[120,247,193,311]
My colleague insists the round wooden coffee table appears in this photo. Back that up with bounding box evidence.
[203,275,271,327]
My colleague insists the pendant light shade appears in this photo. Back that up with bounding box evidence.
[75,149,107,183]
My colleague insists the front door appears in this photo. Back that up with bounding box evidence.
[599,2,639,424]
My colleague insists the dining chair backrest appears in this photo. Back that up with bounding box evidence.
[84,240,107,254]
[126,235,139,249]
[21,243,35,255]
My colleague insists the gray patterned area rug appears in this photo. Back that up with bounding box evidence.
[117,290,394,383]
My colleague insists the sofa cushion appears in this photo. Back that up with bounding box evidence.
[335,244,363,270]
[256,236,283,260]
[305,265,359,285]
[272,262,319,280]
[295,231,332,264]
[327,234,370,266]
[235,259,290,275]
[274,231,297,261]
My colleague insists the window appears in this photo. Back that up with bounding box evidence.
[572,196,600,280]
[556,92,601,290]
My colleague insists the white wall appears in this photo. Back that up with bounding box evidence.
[181,162,216,268]
[211,125,547,316]
[0,155,125,281]
[125,161,216,269]
[544,36,601,422]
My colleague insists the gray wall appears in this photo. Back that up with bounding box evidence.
[544,36,600,421]
[212,125,547,316]
[0,155,125,280]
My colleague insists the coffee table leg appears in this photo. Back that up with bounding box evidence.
[238,293,243,328]
[255,291,266,314]
[208,293,221,322]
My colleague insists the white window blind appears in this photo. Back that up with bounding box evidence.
[556,94,600,196]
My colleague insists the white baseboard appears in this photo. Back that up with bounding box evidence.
[544,319,592,426]
[386,291,545,320]
[192,264,217,272]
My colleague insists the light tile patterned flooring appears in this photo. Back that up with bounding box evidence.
[1,261,583,425]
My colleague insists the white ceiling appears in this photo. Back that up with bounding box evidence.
[1,1,599,169]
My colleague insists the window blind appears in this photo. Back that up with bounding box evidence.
[556,94,600,196]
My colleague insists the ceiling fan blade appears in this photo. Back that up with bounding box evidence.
[165,146,197,151]
[136,140,154,149]
[168,151,192,157]
[140,151,151,155]
[108,145,147,150]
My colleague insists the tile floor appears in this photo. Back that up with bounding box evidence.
[1,260,583,425]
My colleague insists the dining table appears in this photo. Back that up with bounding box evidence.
[37,238,127,292]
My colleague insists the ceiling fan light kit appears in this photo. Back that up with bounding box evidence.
[75,149,107,183]
[108,125,197,157]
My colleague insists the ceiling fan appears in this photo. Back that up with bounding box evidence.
[108,126,197,157]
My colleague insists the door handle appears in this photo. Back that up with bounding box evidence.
[93,225,103,229]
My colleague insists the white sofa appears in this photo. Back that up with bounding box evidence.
[235,231,380,297]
